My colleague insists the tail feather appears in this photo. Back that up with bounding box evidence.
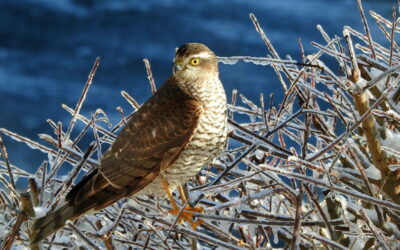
[30,203,75,245]
[29,171,123,245]
[29,169,103,245]
[29,169,145,245]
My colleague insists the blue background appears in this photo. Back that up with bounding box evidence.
[0,0,395,187]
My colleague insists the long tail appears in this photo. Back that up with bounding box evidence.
[29,170,100,245]
[29,170,125,245]
[30,202,75,245]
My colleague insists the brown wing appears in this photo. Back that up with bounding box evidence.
[99,77,202,189]
[32,78,202,242]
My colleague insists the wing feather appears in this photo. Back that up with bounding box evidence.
[99,78,201,189]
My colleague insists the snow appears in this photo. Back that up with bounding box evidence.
[384,222,400,238]
[272,226,279,245]
[217,56,282,66]
[217,57,239,65]
[243,58,271,66]
[188,190,203,202]
[389,164,400,172]
[33,206,50,218]
[10,246,28,250]
[0,226,11,242]
[382,128,400,152]
[335,195,360,231]
[368,68,386,91]
[347,138,381,180]
[254,149,264,161]
[363,164,381,180]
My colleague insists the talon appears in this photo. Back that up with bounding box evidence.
[184,205,204,214]
[162,178,204,229]
[167,206,204,229]
[191,219,204,230]
[238,240,246,246]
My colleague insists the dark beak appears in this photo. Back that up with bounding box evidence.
[174,63,183,73]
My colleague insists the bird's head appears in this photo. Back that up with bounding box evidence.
[173,43,218,81]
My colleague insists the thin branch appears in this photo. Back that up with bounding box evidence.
[0,136,16,191]
[67,222,101,250]
[356,0,377,59]
[143,58,157,94]
[64,57,100,142]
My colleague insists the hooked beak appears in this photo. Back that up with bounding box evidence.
[174,63,183,73]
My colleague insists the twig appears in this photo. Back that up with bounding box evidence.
[308,85,388,161]
[0,135,16,191]
[356,0,377,59]
[121,90,140,110]
[67,221,101,250]
[127,206,242,249]
[360,210,392,250]
[348,147,383,225]
[95,221,114,250]
[143,58,157,94]
[29,178,40,207]
[301,233,347,250]
[64,57,100,142]
[228,119,292,156]
[1,193,33,250]
[253,162,400,212]
[343,28,360,81]
[54,143,95,200]
[290,184,303,250]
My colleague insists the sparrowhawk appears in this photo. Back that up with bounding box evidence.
[30,43,227,244]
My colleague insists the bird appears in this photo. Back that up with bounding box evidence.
[30,43,228,244]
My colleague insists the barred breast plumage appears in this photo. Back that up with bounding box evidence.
[137,77,227,196]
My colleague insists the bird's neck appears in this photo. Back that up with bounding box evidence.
[173,73,225,104]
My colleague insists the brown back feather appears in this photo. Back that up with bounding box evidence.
[99,77,202,189]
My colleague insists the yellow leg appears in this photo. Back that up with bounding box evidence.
[162,177,179,211]
[161,178,204,229]
[178,184,204,214]
[178,185,187,204]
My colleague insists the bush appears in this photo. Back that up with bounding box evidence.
[1,3,400,249]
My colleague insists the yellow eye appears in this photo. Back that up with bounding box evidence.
[190,58,200,66]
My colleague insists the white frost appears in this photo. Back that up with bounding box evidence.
[217,58,239,65]
[243,58,271,66]
[34,206,50,218]
[364,164,382,180]
[10,245,28,250]
[382,129,400,152]
[254,149,264,161]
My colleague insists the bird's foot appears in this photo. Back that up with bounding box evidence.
[168,205,204,230]
[161,178,204,230]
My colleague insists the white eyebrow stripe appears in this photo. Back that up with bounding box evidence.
[191,52,213,59]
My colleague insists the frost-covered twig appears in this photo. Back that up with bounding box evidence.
[67,221,101,250]
[256,163,400,212]
[64,57,100,142]
[0,136,15,193]
[121,90,140,110]
[143,58,157,94]
[356,0,376,59]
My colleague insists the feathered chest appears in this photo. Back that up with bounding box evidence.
[189,77,227,147]
[135,77,227,196]
[173,79,227,167]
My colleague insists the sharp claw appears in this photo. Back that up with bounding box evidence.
[168,207,204,229]
[162,178,204,229]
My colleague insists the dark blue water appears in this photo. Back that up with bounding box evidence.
[0,0,395,183]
